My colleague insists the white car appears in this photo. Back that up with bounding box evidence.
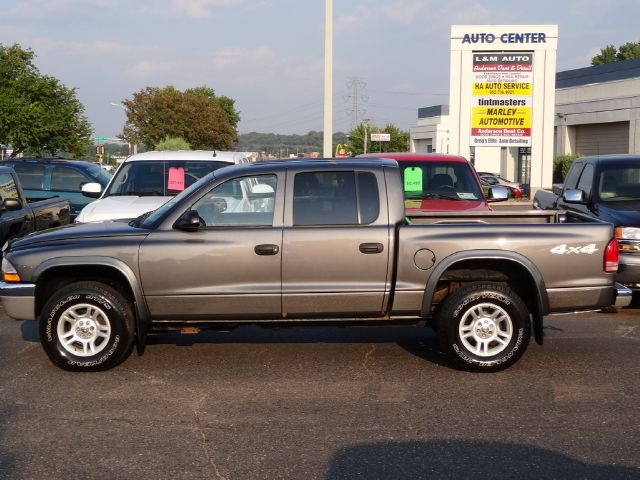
[76,150,250,223]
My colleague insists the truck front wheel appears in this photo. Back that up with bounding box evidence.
[39,281,135,371]
[437,283,530,372]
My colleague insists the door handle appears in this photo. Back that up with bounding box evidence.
[359,242,384,254]
[255,244,280,256]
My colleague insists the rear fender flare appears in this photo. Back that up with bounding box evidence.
[420,250,549,321]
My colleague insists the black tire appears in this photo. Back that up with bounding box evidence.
[437,283,531,372]
[39,281,135,371]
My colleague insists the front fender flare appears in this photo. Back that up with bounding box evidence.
[33,256,150,354]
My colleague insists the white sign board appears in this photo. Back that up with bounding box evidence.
[370,133,391,142]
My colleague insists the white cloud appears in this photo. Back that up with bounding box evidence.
[126,59,174,78]
[337,0,430,29]
[5,0,121,17]
[211,46,276,68]
[168,0,244,18]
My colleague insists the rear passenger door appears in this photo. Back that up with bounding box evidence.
[281,169,391,317]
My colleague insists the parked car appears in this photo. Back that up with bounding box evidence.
[358,153,507,212]
[0,165,70,247]
[0,158,629,372]
[76,150,250,222]
[533,154,640,292]
[477,172,523,198]
[2,158,112,221]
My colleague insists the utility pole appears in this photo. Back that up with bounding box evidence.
[363,119,370,154]
[323,0,333,158]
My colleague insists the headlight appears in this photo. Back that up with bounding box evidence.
[1,257,21,282]
[615,227,640,240]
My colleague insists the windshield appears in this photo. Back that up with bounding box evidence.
[400,161,484,201]
[137,171,218,228]
[598,164,640,202]
[85,163,112,185]
[105,160,231,197]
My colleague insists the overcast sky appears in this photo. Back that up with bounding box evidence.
[2,0,640,139]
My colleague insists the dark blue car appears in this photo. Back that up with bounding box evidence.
[2,158,112,220]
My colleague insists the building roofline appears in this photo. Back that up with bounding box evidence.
[556,58,640,89]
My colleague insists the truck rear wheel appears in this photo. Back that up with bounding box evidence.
[437,283,530,372]
[39,281,135,371]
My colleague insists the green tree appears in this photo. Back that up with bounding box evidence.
[121,86,238,151]
[616,41,640,61]
[155,135,191,151]
[0,43,92,158]
[346,122,410,156]
[591,45,618,65]
[591,42,640,65]
[186,86,240,129]
[553,154,581,183]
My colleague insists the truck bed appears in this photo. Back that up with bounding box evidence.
[407,209,564,224]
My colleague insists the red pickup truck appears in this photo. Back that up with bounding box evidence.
[358,152,506,212]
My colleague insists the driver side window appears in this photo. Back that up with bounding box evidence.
[193,174,277,227]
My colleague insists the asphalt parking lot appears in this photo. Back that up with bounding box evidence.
[0,305,638,480]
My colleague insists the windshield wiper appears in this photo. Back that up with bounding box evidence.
[406,193,461,201]
[129,210,154,228]
[111,191,164,197]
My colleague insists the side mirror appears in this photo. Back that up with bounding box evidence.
[81,182,103,198]
[486,185,509,203]
[173,210,202,232]
[80,182,102,198]
[2,198,23,212]
[562,188,587,204]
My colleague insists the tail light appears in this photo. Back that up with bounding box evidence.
[604,239,619,273]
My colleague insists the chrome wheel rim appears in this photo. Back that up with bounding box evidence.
[459,302,513,357]
[57,303,112,357]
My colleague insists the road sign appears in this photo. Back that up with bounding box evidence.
[370,133,391,142]
[94,136,109,142]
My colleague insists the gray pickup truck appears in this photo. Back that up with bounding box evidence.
[0,158,630,372]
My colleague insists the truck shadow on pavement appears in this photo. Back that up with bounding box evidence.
[19,320,457,369]
[326,440,638,480]
[144,324,456,369]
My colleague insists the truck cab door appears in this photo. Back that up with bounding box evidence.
[0,171,33,244]
[138,173,283,320]
[281,169,391,318]
[557,163,594,219]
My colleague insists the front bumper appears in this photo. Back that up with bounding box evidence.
[616,252,640,290]
[0,281,36,321]
[614,282,633,308]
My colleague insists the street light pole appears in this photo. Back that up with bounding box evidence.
[110,102,137,155]
[323,0,333,158]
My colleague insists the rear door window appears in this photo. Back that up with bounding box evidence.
[11,163,45,190]
[293,171,357,225]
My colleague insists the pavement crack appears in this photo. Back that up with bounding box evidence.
[617,325,639,338]
[192,409,229,480]
[362,344,377,374]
